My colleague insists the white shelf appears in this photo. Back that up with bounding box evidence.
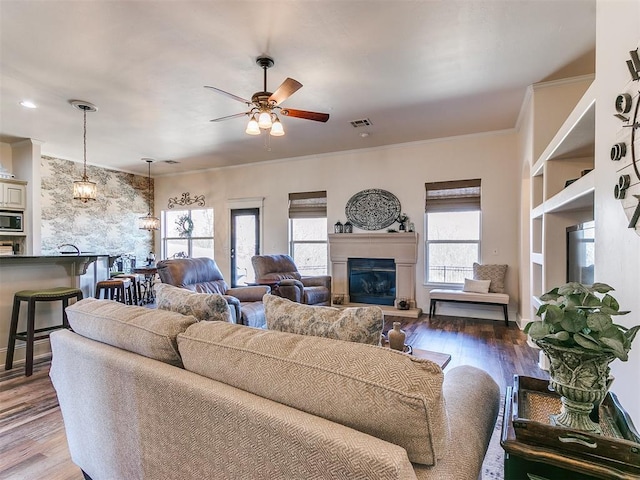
[531,204,544,219]
[531,253,543,265]
[543,170,595,214]
[537,81,596,164]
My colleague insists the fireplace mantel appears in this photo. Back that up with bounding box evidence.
[328,232,421,314]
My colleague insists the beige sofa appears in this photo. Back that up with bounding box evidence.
[50,298,500,480]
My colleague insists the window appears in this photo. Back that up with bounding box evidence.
[425,179,481,284]
[288,191,328,276]
[161,208,214,260]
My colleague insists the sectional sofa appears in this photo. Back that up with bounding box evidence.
[49,295,500,480]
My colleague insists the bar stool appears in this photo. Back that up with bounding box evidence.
[95,278,132,304]
[113,274,143,305]
[5,286,83,377]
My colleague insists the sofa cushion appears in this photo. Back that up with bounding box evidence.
[473,263,508,293]
[177,321,449,465]
[66,297,196,367]
[155,283,232,323]
[264,294,383,345]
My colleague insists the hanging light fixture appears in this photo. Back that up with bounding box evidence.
[245,113,260,135]
[70,100,98,202]
[139,158,160,231]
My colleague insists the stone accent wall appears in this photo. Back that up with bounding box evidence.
[40,155,153,262]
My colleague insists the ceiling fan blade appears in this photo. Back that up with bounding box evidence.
[204,86,251,105]
[269,78,303,105]
[210,112,249,122]
[280,108,330,123]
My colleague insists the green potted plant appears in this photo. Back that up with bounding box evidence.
[525,282,639,433]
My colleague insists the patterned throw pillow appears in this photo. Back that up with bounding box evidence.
[155,283,232,323]
[264,294,383,345]
[473,263,508,293]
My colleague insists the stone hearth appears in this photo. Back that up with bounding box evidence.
[328,232,421,316]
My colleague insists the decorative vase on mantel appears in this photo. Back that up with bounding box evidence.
[537,339,615,434]
[388,322,406,351]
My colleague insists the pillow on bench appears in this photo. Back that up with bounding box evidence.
[177,321,449,466]
[473,263,508,293]
[463,278,491,294]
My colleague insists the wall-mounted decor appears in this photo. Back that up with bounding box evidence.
[612,46,640,236]
[167,192,206,209]
[345,188,401,231]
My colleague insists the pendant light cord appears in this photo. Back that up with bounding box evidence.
[83,107,88,180]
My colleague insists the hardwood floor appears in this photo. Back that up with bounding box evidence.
[0,314,548,479]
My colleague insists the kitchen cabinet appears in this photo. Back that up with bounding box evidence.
[0,179,27,210]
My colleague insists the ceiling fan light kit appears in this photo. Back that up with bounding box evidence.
[206,55,329,139]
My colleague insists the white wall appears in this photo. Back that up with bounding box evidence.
[155,130,519,316]
[594,0,640,424]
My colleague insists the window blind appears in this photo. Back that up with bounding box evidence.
[288,191,327,218]
[425,179,481,212]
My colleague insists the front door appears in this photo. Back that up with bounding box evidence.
[230,208,260,286]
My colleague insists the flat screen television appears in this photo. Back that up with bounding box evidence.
[566,221,595,285]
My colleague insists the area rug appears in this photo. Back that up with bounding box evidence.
[481,395,505,479]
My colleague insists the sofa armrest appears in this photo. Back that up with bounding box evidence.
[301,275,332,289]
[413,365,499,480]
[226,286,270,303]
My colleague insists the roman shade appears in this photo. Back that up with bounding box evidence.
[425,179,481,212]
[288,191,327,218]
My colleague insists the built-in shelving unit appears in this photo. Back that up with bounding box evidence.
[530,81,596,319]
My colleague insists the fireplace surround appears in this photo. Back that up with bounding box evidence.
[328,232,421,315]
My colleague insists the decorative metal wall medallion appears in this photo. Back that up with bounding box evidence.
[345,189,401,230]
[167,192,206,209]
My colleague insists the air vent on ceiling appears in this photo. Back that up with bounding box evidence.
[163,160,180,164]
[349,118,373,128]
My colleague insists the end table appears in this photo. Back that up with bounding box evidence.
[501,375,640,480]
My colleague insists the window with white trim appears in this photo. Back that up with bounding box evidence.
[288,191,328,276]
[425,179,481,285]
[161,208,214,260]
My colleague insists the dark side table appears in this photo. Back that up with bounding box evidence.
[500,376,640,480]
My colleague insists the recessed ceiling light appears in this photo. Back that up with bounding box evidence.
[20,100,37,109]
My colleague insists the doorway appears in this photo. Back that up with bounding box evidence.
[230,208,260,286]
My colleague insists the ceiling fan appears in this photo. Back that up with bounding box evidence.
[205,56,329,136]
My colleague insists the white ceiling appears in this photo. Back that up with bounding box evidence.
[0,0,596,177]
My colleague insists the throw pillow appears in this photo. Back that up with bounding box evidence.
[66,297,197,367]
[264,294,383,345]
[155,283,232,323]
[463,278,491,294]
[473,263,508,293]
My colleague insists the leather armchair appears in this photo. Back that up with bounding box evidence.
[156,257,269,328]
[251,254,331,306]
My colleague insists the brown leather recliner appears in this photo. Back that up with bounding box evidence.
[156,257,269,328]
[251,254,331,306]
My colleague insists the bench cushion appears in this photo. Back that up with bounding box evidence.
[430,289,509,304]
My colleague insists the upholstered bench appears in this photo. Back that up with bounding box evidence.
[429,289,509,325]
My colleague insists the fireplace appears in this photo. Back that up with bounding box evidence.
[328,232,421,315]
[348,258,396,306]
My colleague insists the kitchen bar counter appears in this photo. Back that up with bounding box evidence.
[0,254,110,369]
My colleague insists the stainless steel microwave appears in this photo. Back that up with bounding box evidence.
[0,211,23,232]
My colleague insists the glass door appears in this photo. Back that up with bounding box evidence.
[230,208,260,286]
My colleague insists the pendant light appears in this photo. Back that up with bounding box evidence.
[139,158,160,231]
[70,100,98,202]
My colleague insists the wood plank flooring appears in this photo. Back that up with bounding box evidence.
[0,314,548,479]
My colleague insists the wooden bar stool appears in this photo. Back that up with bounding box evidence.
[5,286,83,377]
[95,278,132,304]
[113,274,143,306]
